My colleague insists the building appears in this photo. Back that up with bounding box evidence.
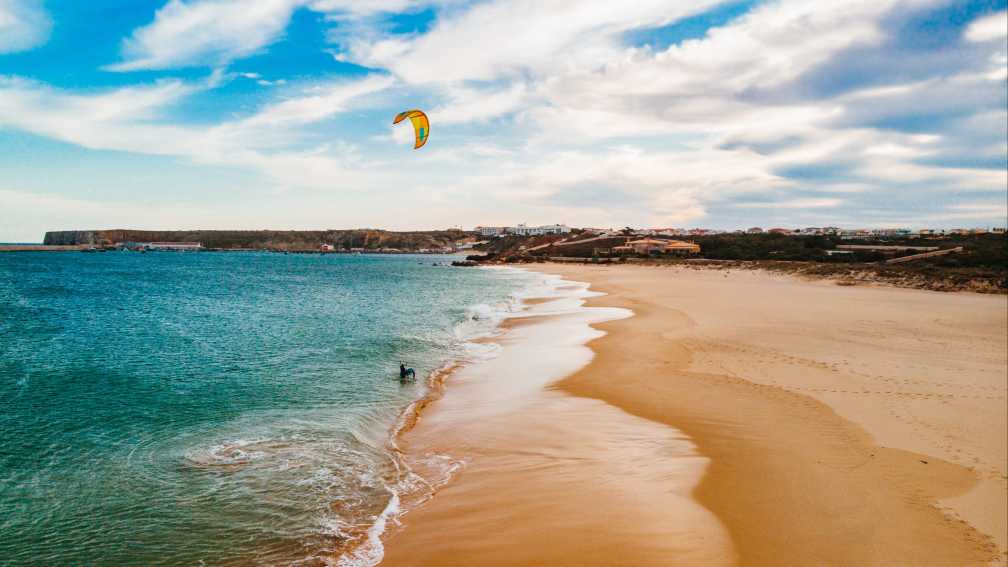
[508,223,572,236]
[476,224,572,237]
[320,244,335,252]
[840,229,871,240]
[768,228,792,235]
[840,228,914,238]
[867,228,913,238]
[664,240,702,255]
[746,227,764,234]
[613,238,700,256]
[475,226,508,237]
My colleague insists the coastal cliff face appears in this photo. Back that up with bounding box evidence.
[42,229,473,251]
[43,231,101,245]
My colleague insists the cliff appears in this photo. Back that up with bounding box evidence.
[43,229,474,251]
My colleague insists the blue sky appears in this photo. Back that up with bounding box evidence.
[0,0,1005,241]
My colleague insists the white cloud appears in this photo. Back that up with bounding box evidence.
[491,143,795,227]
[0,74,396,190]
[430,82,529,124]
[917,201,1008,222]
[229,75,395,129]
[308,0,426,17]
[965,10,1008,43]
[107,0,454,71]
[0,0,51,54]
[735,198,844,209]
[518,0,924,145]
[108,0,303,71]
[338,0,727,84]
[0,76,202,154]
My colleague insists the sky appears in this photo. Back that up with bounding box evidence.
[0,0,1005,241]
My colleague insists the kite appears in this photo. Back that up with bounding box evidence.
[393,109,429,150]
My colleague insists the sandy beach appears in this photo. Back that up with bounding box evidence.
[382,264,1007,566]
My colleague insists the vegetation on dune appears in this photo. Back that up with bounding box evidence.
[477,232,1006,267]
[472,232,1007,293]
[693,233,1007,267]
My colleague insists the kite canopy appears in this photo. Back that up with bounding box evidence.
[393,109,429,149]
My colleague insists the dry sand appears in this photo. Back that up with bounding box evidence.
[382,265,1007,566]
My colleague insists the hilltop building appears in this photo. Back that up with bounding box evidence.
[510,223,572,236]
[612,238,700,256]
[475,224,572,237]
[476,226,509,237]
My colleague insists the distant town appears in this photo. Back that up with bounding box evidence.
[475,223,1007,239]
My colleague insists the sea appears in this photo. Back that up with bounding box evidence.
[0,251,535,566]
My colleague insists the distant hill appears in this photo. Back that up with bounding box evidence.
[43,229,474,251]
[476,231,1006,268]
[471,231,1006,293]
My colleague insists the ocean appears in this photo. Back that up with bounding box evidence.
[0,251,533,565]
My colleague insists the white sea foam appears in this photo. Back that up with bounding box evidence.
[186,438,269,468]
[324,268,591,567]
[334,491,400,567]
[324,270,543,566]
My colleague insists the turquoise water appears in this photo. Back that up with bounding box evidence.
[0,252,530,565]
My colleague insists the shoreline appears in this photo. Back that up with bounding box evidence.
[331,267,554,566]
[378,263,1006,565]
[332,268,530,566]
[380,271,735,565]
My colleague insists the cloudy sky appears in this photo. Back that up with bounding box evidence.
[0,0,1005,241]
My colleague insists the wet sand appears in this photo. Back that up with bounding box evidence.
[381,278,735,565]
[382,265,1006,566]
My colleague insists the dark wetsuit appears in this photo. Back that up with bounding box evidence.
[400,364,407,380]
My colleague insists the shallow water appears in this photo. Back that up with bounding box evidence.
[0,252,532,565]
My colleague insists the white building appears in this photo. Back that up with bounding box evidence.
[646,228,686,237]
[477,224,572,237]
[475,226,509,237]
[509,223,572,236]
[541,224,572,235]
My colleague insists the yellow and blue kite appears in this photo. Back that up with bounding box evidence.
[393,109,429,150]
